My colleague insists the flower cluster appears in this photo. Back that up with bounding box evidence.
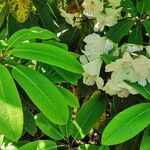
[83,0,122,31]
[80,33,150,98]
[80,33,114,89]
[60,0,122,31]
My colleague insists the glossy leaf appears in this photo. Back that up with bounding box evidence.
[19,140,57,150]
[33,0,58,32]
[59,108,73,138]
[121,0,138,17]
[102,103,150,145]
[143,20,150,36]
[78,144,109,150]
[24,108,37,136]
[71,95,107,140]
[101,54,118,64]
[128,27,143,44]
[52,66,82,85]
[8,27,58,47]
[35,113,64,140]
[11,43,83,74]
[0,65,23,141]
[140,128,150,150]
[106,20,134,43]
[125,81,150,100]
[58,87,80,108]
[137,0,150,15]
[12,65,69,125]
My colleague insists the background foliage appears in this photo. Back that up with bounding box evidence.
[0,0,150,150]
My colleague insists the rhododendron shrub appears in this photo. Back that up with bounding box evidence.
[0,0,150,149]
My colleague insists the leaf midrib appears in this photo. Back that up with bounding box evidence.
[103,105,150,143]
[14,67,65,121]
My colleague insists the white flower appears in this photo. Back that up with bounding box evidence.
[103,79,137,98]
[80,33,114,89]
[83,58,102,76]
[132,55,150,86]
[82,0,104,17]
[60,9,80,27]
[103,8,122,27]
[105,52,139,83]
[121,44,143,53]
[82,58,103,89]
[108,0,122,7]
[82,33,114,61]
[146,46,150,57]
[83,72,104,89]
[94,7,122,31]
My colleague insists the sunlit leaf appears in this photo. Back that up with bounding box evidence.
[0,65,23,141]
[102,103,150,145]
[12,65,69,125]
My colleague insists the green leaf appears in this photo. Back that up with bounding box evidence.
[140,128,150,150]
[47,71,67,83]
[143,20,150,36]
[128,27,143,44]
[19,140,57,150]
[52,66,82,85]
[101,54,118,64]
[11,43,83,74]
[125,81,150,100]
[106,20,134,43]
[24,108,37,136]
[121,0,138,17]
[0,65,23,142]
[8,27,58,47]
[33,0,58,32]
[78,144,109,150]
[58,87,80,108]
[59,108,73,138]
[102,103,150,145]
[35,113,64,140]
[12,65,69,125]
[137,0,150,15]
[71,95,107,140]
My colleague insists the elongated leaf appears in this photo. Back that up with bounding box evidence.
[58,87,80,108]
[137,0,150,15]
[8,27,58,47]
[78,144,109,150]
[125,81,150,100]
[52,66,82,85]
[143,20,150,36]
[33,0,58,32]
[101,54,118,64]
[71,95,107,140]
[8,0,32,23]
[121,0,138,17]
[19,140,57,150]
[12,65,69,125]
[106,20,134,43]
[0,65,23,142]
[59,108,73,137]
[35,113,64,140]
[140,128,150,150]
[128,27,143,44]
[11,43,83,74]
[24,108,37,136]
[102,103,150,145]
